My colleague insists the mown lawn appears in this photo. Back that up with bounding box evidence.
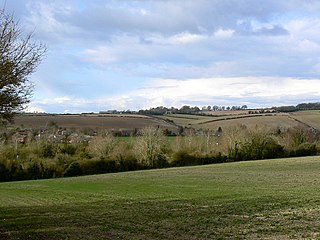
[1,156,320,239]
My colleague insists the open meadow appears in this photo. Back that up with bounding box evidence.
[1,156,320,239]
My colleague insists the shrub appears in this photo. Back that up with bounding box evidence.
[170,150,226,167]
[64,161,82,177]
[58,143,77,155]
[289,143,317,157]
[25,162,43,180]
[0,161,9,181]
[118,158,141,171]
[39,143,56,158]
[228,132,284,161]
[170,150,197,166]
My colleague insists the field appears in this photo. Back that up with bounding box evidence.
[289,111,320,129]
[1,156,320,239]
[12,111,320,133]
[162,111,320,130]
[13,114,178,132]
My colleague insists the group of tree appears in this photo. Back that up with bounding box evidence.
[138,105,249,116]
[138,106,201,115]
[275,102,320,113]
[202,105,248,111]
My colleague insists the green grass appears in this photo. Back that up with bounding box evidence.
[1,156,320,239]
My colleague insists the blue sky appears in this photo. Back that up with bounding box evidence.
[2,0,320,113]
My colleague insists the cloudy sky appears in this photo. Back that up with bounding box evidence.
[2,0,320,113]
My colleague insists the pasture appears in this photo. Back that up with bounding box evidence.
[1,156,320,239]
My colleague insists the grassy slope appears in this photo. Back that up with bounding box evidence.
[1,157,320,239]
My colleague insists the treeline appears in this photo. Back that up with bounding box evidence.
[138,105,248,115]
[0,124,319,182]
[276,102,320,112]
[138,106,201,115]
[99,102,319,116]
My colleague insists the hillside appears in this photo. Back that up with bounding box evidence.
[13,113,178,133]
[1,156,320,239]
[13,110,320,132]
[160,110,320,131]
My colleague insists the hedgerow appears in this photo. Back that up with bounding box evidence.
[0,125,318,181]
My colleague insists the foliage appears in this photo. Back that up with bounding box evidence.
[64,161,82,177]
[0,124,318,182]
[0,10,46,122]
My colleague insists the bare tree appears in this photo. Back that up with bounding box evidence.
[0,9,46,122]
[134,127,167,167]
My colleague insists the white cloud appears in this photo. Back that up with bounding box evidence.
[83,46,119,65]
[29,77,320,112]
[4,0,320,113]
[24,104,45,113]
[214,28,235,38]
[168,32,207,44]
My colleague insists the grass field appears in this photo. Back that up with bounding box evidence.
[1,156,320,239]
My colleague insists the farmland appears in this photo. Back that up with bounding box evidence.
[160,111,320,130]
[1,156,320,239]
[12,110,320,132]
[13,113,178,132]
[0,109,317,182]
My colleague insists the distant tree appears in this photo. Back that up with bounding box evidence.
[212,105,219,111]
[276,106,297,113]
[296,102,320,110]
[241,105,248,110]
[0,10,46,122]
[179,105,191,114]
[191,106,200,113]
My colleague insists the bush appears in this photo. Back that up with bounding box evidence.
[0,161,9,181]
[289,143,317,157]
[80,159,119,175]
[118,158,141,171]
[64,161,82,177]
[39,143,56,158]
[25,162,43,180]
[171,150,197,166]
[228,136,284,161]
[58,144,77,155]
[170,150,226,167]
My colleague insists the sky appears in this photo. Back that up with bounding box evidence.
[2,0,320,113]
